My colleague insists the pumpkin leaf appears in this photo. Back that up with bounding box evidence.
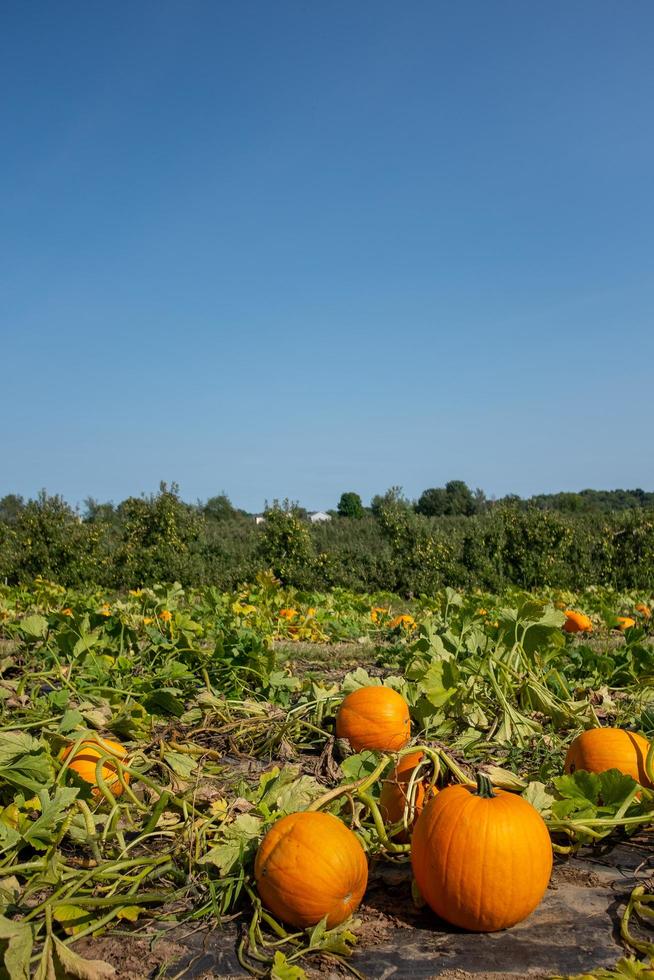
[274,776,322,814]
[52,936,116,978]
[199,813,262,874]
[0,732,42,766]
[57,710,86,736]
[115,905,144,922]
[341,668,380,692]
[163,751,198,780]
[0,732,54,793]
[18,615,48,640]
[142,690,186,717]
[52,904,94,936]
[0,914,32,980]
[340,751,379,783]
[270,951,307,980]
[313,919,360,956]
[523,781,554,816]
[595,770,639,806]
[22,788,79,851]
[0,877,21,914]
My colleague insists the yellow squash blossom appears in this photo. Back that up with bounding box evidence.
[388,614,416,631]
[100,604,111,617]
[160,610,172,622]
[278,608,298,620]
[635,603,651,619]
[143,617,153,626]
[61,608,73,617]
[371,606,389,624]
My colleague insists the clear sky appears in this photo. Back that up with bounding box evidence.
[2,2,653,513]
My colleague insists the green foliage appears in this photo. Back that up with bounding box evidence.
[337,491,364,519]
[257,505,314,585]
[110,482,204,587]
[2,484,654,593]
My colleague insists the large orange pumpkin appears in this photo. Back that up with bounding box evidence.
[563,610,593,633]
[61,736,129,798]
[411,774,552,932]
[564,728,652,787]
[254,811,368,928]
[335,686,410,752]
[379,751,434,841]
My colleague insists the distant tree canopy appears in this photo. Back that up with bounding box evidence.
[416,480,482,517]
[337,492,365,519]
[203,494,238,521]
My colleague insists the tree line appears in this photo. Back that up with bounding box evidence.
[1,482,654,594]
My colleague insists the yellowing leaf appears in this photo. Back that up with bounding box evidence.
[52,904,93,936]
[115,905,144,922]
[271,951,307,979]
[53,936,116,978]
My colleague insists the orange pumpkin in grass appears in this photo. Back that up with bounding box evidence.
[564,727,652,787]
[563,610,593,633]
[61,736,129,797]
[254,811,368,929]
[616,616,636,631]
[336,686,411,752]
[379,751,434,840]
[411,773,552,932]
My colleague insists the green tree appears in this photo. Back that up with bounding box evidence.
[416,487,448,516]
[0,492,103,585]
[337,492,364,519]
[203,494,237,521]
[83,498,116,524]
[257,504,313,583]
[444,480,476,516]
[0,494,25,525]
[111,482,203,586]
[371,487,410,517]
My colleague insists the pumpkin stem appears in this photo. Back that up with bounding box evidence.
[475,772,496,798]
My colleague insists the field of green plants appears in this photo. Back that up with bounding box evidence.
[1,576,654,979]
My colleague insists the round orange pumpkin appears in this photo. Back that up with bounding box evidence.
[411,773,552,932]
[565,727,652,787]
[563,610,593,633]
[254,811,368,928]
[335,686,411,752]
[61,736,129,797]
[379,751,434,840]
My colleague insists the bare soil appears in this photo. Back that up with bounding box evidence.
[74,834,654,979]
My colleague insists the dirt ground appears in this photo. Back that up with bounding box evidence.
[74,834,654,980]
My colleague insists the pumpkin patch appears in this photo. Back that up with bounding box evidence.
[1,582,653,977]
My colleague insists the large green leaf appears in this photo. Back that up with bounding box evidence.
[0,915,32,980]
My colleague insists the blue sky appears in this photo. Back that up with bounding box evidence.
[2,2,653,512]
